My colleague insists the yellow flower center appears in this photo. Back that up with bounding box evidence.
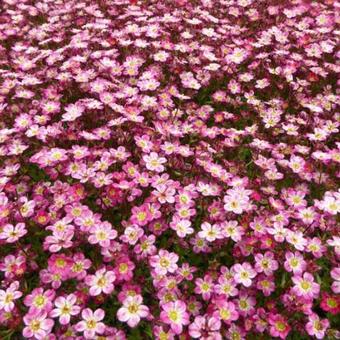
[72,208,81,216]
[327,298,337,308]
[62,305,71,314]
[160,258,170,268]
[119,263,128,273]
[261,280,270,288]
[137,212,146,221]
[290,258,299,267]
[97,277,107,287]
[128,303,138,314]
[38,216,47,223]
[231,332,241,340]
[201,283,210,291]
[241,272,249,279]
[159,331,169,340]
[34,295,45,307]
[86,320,96,329]
[168,310,179,322]
[97,231,107,240]
[5,293,13,304]
[262,259,269,268]
[275,321,286,331]
[73,263,83,272]
[314,321,323,331]
[20,206,28,214]
[56,258,66,268]
[31,320,41,331]
[220,308,231,320]
[239,300,248,309]
[301,281,311,291]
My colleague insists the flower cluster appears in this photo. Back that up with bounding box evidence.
[0,0,339,339]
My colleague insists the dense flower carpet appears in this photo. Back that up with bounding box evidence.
[0,0,339,338]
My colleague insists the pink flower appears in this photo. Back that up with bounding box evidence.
[256,276,275,296]
[189,315,221,339]
[120,225,144,245]
[305,314,329,339]
[0,281,22,312]
[288,155,305,173]
[268,314,291,339]
[44,229,74,253]
[88,222,117,248]
[117,295,149,327]
[153,185,176,204]
[292,272,320,299]
[223,188,252,214]
[177,263,196,281]
[0,254,25,279]
[221,220,244,242]
[134,235,157,258]
[50,294,80,325]
[306,237,325,258]
[198,222,222,242]
[195,275,214,301]
[320,293,340,315]
[24,288,55,313]
[75,308,106,339]
[150,249,179,276]
[213,300,239,324]
[232,262,257,287]
[18,198,35,217]
[170,217,194,238]
[286,231,307,251]
[85,268,116,296]
[214,277,238,298]
[317,192,340,215]
[284,251,306,274]
[115,257,135,282]
[330,267,340,294]
[254,251,278,275]
[23,311,54,339]
[0,223,27,243]
[62,103,84,121]
[228,47,248,64]
[143,152,167,172]
[48,254,73,279]
[236,291,256,316]
[160,300,190,334]
[70,253,92,279]
[130,205,152,226]
[0,1,338,338]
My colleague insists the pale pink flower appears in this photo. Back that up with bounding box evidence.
[0,281,22,312]
[117,295,149,327]
[232,263,257,287]
[284,252,306,275]
[85,268,116,296]
[150,249,179,276]
[88,222,117,248]
[170,217,194,238]
[143,152,167,172]
[305,314,329,339]
[0,223,27,243]
[23,311,54,339]
[75,308,106,339]
[50,294,80,325]
[160,300,190,334]
[292,272,320,299]
[198,222,222,242]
